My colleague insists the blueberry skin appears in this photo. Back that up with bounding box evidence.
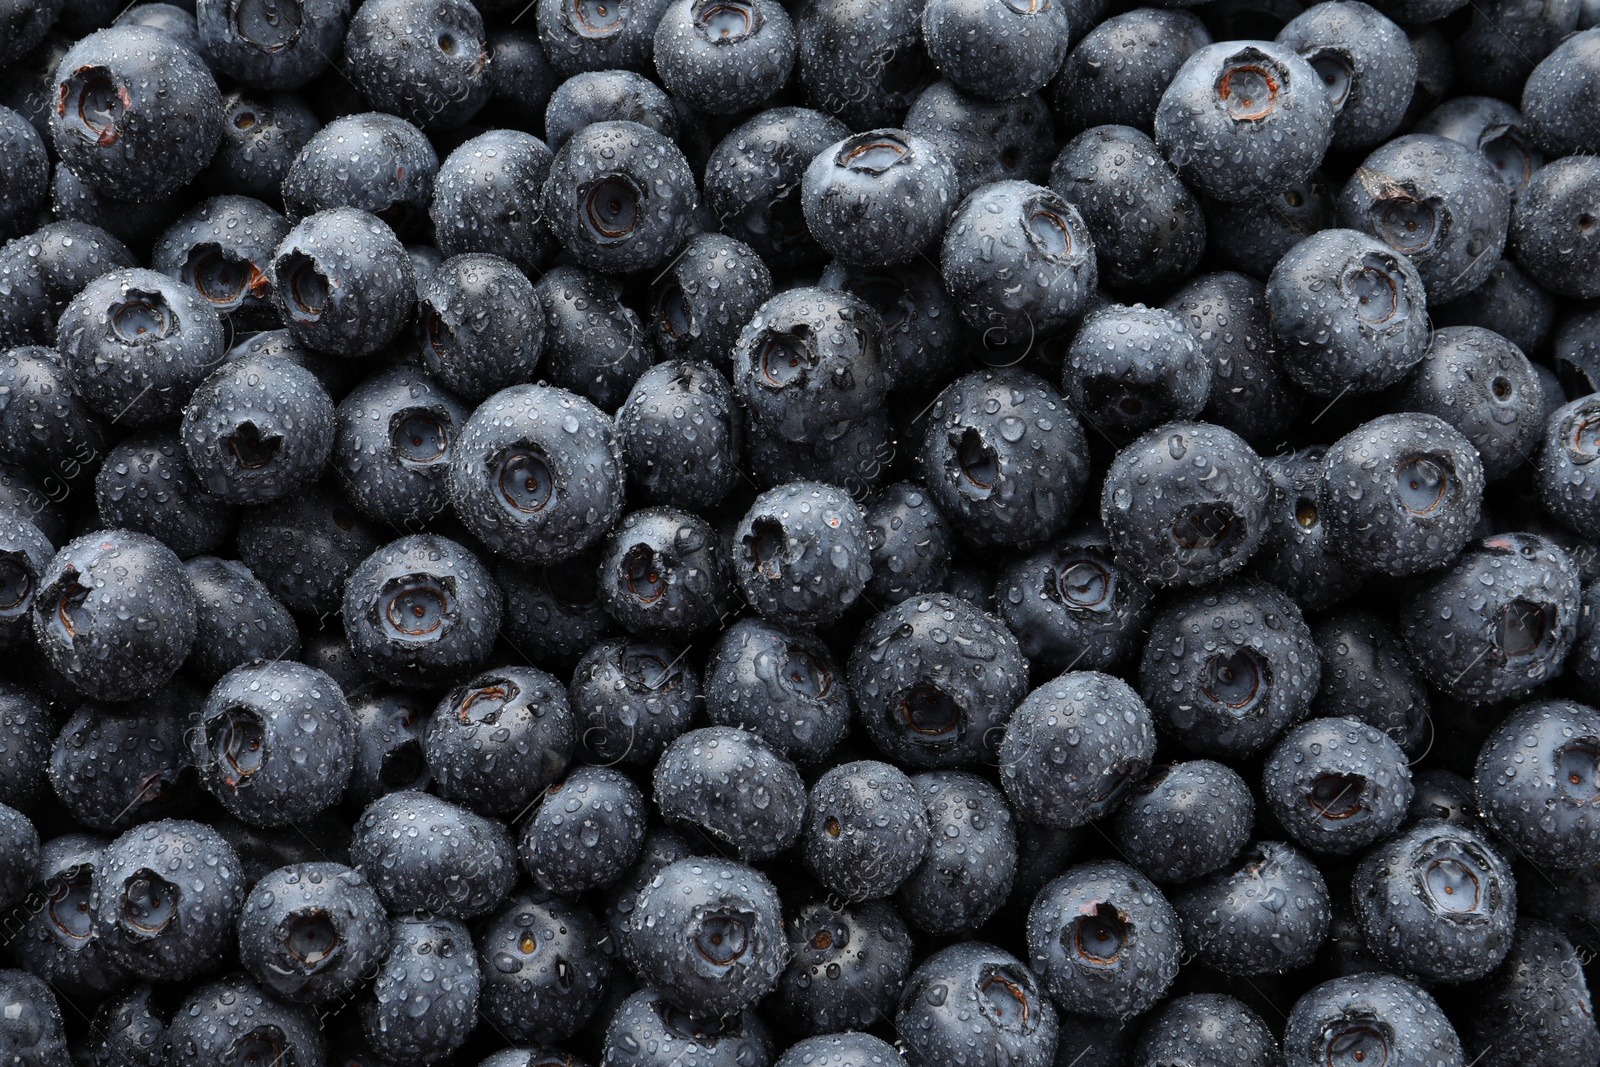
[344,0,489,131]
[732,481,872,629]
[1456,0,1580,101]
[0,682,57,814]
[905,81,1055,200]
[598,507,734,642]
[1556,306,1600,397]
[1319,412,1485,577]
[342,534,501,687]
[535,0,671,77]
[1275,1,1415,152]
[618,361,744,512]
[602,827,693,967]
[732,287,885,445]
[180,354,335,506]
[236,481,382,615]
[1537,395,1600,538]
[895,942,1058,1067]
[1510,156,1600,300]
[920,0,1071,100]
[0,969,67,1067]
[498,556,619,672]
[413,253,542,402]
[91,818,245,983]
[270,207,417,358]
[941,180,1098,344]
[896,770,1018,935]
[1134,994,1283,1067]
[49,684,202,831]
[1155,42,1333,204]
[1051,1013,1136,1067]
[449,384,626,566]
[1255,447,1366,613]
[183,556,299,684]
[803,759,929,901]
[775,1033,903,1067]
[1352,819,1515,985]
[345,688,433,808]
[431,129,558,279]
[920,369,1091,550]
[332,366,470,527]
[0,802,38,912]
[0,106,49,245]
[1174,839,1332,976]
[653,726,806,862]
[1414,97,1544,203]
[705,617,852,763]
[166,974,326,1067]
[1576,583,1600,704]
[1522,27,1600,155]
[52,156,186,254]
[426,665,575,817]
[1207,175,1334,283]
[997,527,1156,675]
[0,0,61,70]
[0,220,136,349]
[237,861,388,1004]
[350,790,517,918]
[1264,716,1415,856]
[821,260,960,395]
[601,988,774,1067]
[1463,920,1600,1067]
[56,267,226,428]
[778,896,913,1036]
[1398,327,1544,482]
[653,0,795,114]
[477,891,612,1043]
[1438,259,1550,377]
[1311,610,1430,753]
[519,766,646,894]
[50,27,224,201]
[999,671,1155,830]
[281,112,438,230]
[1101,421,1272,588]
[1114,760,1255,884]
[649,233,772,371]
[195,0,347,90]
[1027,860,1181,1020]
[83,983,171,1067]
[795,0,934,130]
[32,530,197,704]
[629,857,788,1017]
[205,90,321,209]
[569,637,697,767]
[1402,533,1582,704]
[0,511,52,651]
[1050,126,1207,295]
[1050,9,1212,139]
[802,129,958,268]
[1476,699,1600,868]
[362,914,480,1067]
[850,593,1029,769]
[150,195,290,332]
[1283,974,1463,1067]
[1266,228,1429,397]
[745,408,896,496]
[861,482,953,607]
[541,120,696,274]
[7,834,132,1001]
[1064,303,1210,443]
[545,70,679,152]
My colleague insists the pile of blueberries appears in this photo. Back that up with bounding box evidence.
[2,0,1600,1061]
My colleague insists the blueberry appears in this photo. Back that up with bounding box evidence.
[1114,760,1255,883]
[1051,11,1208,142]
[1155,42,1333,203]
[426,665,574,817]
[996,527,1155,675]
[1397,326,1545,482]
[205,90,322,208]
[51,162,186,254]
[795,0,934,129]
[1510,155,1600,300]
[483,25,561,135]
[149,195,290,332]
[0,681,58,814]
[1051,126,1207,295]
[745,408,896,496]
[1415,96,1544,202]
[775,1033,903,1067]
[50,27,224,201]
[431,129,558,279]
[803,759,929,901]
[1319,412,1485,576]
[32,530,197,703]
[0,510,52,651]
[1456,0,1580,100]
[920,0,1071,101]
[602,827,693,967]
[342,534,501,687]
[332,366,469,527]
[819,259,961,393]
[449,384,626,565]
[1476,699,1600,867]
[1254,448,1366,612]
[732,481,872,628]
[180,354,335,505]
[705,617,851,763]
[850,592,1029,769]
[535,0,671,77]
[618,361,744,513]
[92,818,245,982]
[569,637,697,767]
[857,482,953,607]
[84,983,175,1067]
[0,106,49,245]
[57,266,226,427]
[195,0,347,91]
[499,555,619,672]
[0,220,136,348]
[904,81,1054,200]
[898,942,1058,1067]
[168,973,327,1067]
[0,802,39,913]
[597,507,734,642]
[1052,1014,1136,1067]
[1174,839,1332,976]
[1555,305,1600,396]
[653,0,796,114]
[1102,421,1272,588]
[1311,610,1430,753]
[519,766,646,894]
[281,112,438,231]
[541,121,696,273]
[350,790,517,918]
[1064,303,1210,443]
[237,861,388,1004]
[802,129,958,268]
[270,207,417,358]
[941,181,1098,345]
[477,890,613,1043]
[1027,860,1181,1019]
[1283,974,1463,1067]
[653,726,806,862]
[1275,1,1415,152]
[0,0,62,69]
[236,481,382,615]
[1463,920,1600,1066]
[648,232,771,367]
[361,914,480,1066]
[1203,172,1329,277]
[1263,716,1414,855]
[1133,994,1282,1067]
[545,69,678,152]
[629,857,788,1017]
[600,988,773,1067]
[1522,27,1600,156]
[1575,582,1600,704]
[778,896,914,1036]
[896,770,1017,935]
[7,834,132,1000]
[49,684,201,831]
[0,969,67,1067]
[344,0,489,131]
[1537,394,1600,538]
[345,688,433,808]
